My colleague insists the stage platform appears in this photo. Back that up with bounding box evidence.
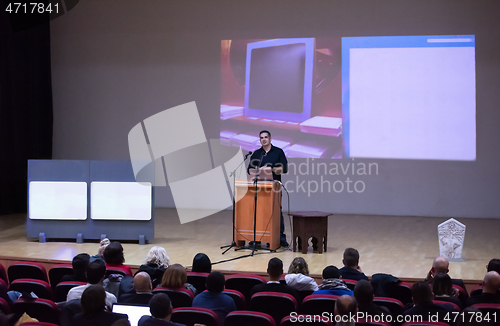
[0,208,498,289]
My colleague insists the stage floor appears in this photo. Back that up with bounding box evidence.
[0,208,498,283]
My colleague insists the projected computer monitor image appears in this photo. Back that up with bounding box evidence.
[221,37,343,159]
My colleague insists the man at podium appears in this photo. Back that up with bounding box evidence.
[247,130,289,247]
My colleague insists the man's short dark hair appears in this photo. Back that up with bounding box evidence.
[353,280,374,305]
[343,248,360,267]
[149,293,172,319]
[268,258,283,278]
[411,281,433,305]
[322,265,340,279]
[259,130,271,138]
[81,285,106,316]
[87,259,106,284]
[72,253,90,274]
[487,259,500,273]
[206,271,225,293]
[103,241,125,265]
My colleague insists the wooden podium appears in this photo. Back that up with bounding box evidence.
[234,180,281,250]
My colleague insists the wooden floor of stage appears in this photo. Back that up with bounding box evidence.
[0,208,498,285]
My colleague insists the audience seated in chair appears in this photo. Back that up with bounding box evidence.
[192,271,235,325]
[432,273,462,310]
[191,253,212,274]
[425,256,466,291]
[73,285,127,326]
[161,264,197,295]
[465,271,500,307]
[137,246,170,288]
[285,257,318,292]
[354,280,390,317]
[138,293,185,326]
[90,238,110,263]
[487,259,500,274]
[118,272,154,305]
[61,253,90,283]
[335,295,358,326]
[313,265,353,296]
[251,257,299,302]
[340,248,369,281]
[403,281,455,324]
[104,241,133,277]
[66,259,117,309]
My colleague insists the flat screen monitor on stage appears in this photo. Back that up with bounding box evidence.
[28,181,88,220]
[90,181,152,220]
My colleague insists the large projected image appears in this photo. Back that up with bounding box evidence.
[221,35,476,161]
[342,35,476,161]
[221,38,343,159]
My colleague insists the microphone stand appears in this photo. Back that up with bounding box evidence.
[221,151,252,254]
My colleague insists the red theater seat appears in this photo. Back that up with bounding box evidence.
[9,279,53,300]
[225,273,267,302]
[171,307,219,326]
[225,310,276,326]
[153,287,194,308]
[250,291,298,325]
[12,298,61,325]
[8,262,48,283]
[48,264,73,289]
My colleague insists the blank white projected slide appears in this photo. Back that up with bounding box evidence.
[90,182,152,220]
[348,46,476,160]
[29,181,88,220]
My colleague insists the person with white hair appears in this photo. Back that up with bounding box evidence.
[137,246,171,287]
[90,238,111,263]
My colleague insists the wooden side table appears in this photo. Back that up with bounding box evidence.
[288,211,331,254]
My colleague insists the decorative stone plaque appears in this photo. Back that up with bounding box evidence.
[438,218,465,261]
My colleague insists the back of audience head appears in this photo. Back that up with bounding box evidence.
[98,238,111,256]
[87,259,107,285]
[432,272,453,296]
[145,246,170,268]
[483,271,500,293]
[432,256,450,274]
[134,272,152,293]
[335,295,357,317]
[343,248,360,268]
[288,257,309,275]
[267,257,283,279]
[104,241,125,265]
[73,253,90,276]
[412,281,433,305]
[192,253,211,273]
[487,259,500,274]
[149,293,172,320]
[162,264,187,288]
[81,285,106,317]
[206,271,225,293]
[353,280,374,305]
[322,265,341,280]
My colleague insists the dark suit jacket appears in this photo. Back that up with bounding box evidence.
[339,266,369,281]
[465,292,500,308]
[403,301,455,325]
[138,316,185,326]
[118,293,154,305]
[251,282,299,302]
[73,311,128,326]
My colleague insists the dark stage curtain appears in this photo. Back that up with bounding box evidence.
[0,5,53,214]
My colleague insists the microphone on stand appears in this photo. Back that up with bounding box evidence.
[244,151,252,160]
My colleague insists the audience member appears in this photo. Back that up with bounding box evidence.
[192,271,235,324]
[104,241,133,276]
[191,253,212,273]
[161,264,196,295]
[403,281,454,324]
[425,256,466,290]
[73,285,127,326]
[90,238,110,263]
[353,280,390,317]
[465,271,500,307]
[285,257,318,291]
[313,265,353,296]
[432,272,462,309]
[67,259,117,309]
[138,293,185,326]
[487,259,500,274]
[61,253,90,283]
[251,257,299,302]
[137,246,170,287]
[335,295,358,326]
[118,272,154,305]
[339,248,368,281]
